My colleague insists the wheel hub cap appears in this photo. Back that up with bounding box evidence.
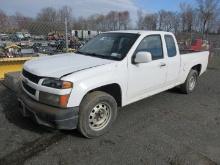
[89,103,111,131]
[189,75,196,91]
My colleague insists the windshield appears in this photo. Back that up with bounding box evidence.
[77,33,140,60]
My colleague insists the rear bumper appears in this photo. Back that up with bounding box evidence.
[18,91,79,130]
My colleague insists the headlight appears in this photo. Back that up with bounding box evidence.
[42,78,73,89]
[39,91,70,108]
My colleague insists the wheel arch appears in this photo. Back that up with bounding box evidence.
[191,64,202,75]
[83,83,122,107]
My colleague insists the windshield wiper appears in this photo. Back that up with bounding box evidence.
[86,52,104,57]
[75,50,84,54]
[76,51,119,60]
[76,50,95,55]
[77,51,104,57]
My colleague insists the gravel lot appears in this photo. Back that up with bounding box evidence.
[0,52,220,165]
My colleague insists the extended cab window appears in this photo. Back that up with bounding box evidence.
[135,35,163,60]
[165,35,177,57]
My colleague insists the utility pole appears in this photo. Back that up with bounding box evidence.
[65,17,69,52]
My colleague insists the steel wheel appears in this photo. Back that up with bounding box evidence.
[89,102,112,131]
[189,74,197,91]
[180,70,199,94]
[78,91,118,138]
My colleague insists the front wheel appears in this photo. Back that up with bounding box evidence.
[78,91,117,138]
[180,70,198,94]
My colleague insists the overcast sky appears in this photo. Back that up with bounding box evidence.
[0,0,196,19]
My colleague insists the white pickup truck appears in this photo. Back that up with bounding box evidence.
[18,31,209,138]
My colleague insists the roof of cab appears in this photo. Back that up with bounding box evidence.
[106,30,174,36]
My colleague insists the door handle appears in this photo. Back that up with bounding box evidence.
[160,63,166,67]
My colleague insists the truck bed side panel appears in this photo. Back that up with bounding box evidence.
[179,51,209,84]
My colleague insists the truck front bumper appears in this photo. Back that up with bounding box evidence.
[18,91,79,130]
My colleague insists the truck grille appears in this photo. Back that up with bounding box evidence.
[22,69,42,84]
[22,81,36,95]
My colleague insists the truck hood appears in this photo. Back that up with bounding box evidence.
[23,53,114,78]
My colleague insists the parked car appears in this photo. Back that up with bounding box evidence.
[38,46,57,55]
[18,31,209,138]
[32,42,42,52]
[0,40,5,48]
[32,35,46,41]
[0,33,9,41]
[20,48,34,55]
[23,32,31,39]
[0,47,5,57]
[10,32,31,42]
[55,40,66,50]
[32,42,56,55]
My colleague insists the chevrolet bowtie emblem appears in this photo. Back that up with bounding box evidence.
[24,78,28,84]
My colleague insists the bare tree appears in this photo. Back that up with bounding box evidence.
[73,10,130,31]
[158,10,177,32]
[118,11,130,30]
[137,10,144,30]
[58,6,73,23]
[96,14,106,31]
[180,3,194,32]
[142,13,158,30]
[15,12,32,31]
[0,10,8,32]
[196,0,219,35]
[86,15,98,30]
[218,23,220,34]
[106,11,118,30]
[158,10,166,30]
[173,13,181,34]
[37,7,57,23]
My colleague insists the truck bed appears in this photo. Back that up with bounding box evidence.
[180,51,209,76]
[180,49,205,55]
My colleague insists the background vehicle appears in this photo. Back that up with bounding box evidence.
[18,31,209,138]
[72,30,99,40]
[32,42,57,55]
[0,33,9,41]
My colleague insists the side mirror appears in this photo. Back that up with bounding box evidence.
[134,51,152,64]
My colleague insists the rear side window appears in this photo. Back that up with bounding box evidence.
[135,35,164,60]
[165,35,177,57]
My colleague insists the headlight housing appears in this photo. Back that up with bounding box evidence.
[42,78,73,89]
[40,78,73,108]
[39,92,70,108]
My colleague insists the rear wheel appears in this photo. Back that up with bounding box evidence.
[180,70,198,94]
[78,91,117,138]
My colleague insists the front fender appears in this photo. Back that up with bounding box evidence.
[64,63,127,107]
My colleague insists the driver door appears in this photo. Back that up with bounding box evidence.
[127,35,167,101]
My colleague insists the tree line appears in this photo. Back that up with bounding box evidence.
[137,0,220,35]
[0,0,219,35]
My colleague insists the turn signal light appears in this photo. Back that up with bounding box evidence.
[59,94,70,107]
[62,81,73,89]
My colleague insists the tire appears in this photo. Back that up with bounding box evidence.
[180,69,198,94]
[78,91,117,138]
